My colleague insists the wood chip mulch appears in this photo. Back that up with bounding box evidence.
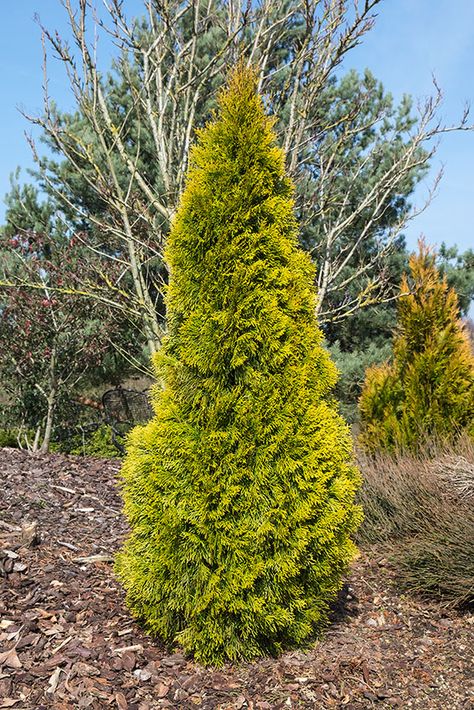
[0,447,473,709]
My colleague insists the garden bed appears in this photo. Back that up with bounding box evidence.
[0,448,473,709]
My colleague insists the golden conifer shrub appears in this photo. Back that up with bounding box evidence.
[360,241,474,453]
[115,66,362,665]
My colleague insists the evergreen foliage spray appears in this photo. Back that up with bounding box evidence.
[360,241,474,453]
[116,66,362,665]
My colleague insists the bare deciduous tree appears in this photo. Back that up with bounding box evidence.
[4,0,472,351]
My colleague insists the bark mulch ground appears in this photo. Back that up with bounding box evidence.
[0,447,473,709]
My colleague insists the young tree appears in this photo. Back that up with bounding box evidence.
[0,220,140,451]
[327,241,474,424]
[359,242,474,453]
[0,279,106,452]
[116,67,362,665]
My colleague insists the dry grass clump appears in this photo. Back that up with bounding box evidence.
[357,437,474,606]
[431,452,474,500]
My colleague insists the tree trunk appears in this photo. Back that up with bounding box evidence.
[39,392,56,453]
[31,426,42,453]
[39,347,57,454]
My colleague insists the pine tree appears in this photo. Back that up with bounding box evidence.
[116,66,362,666]
[359,241,474,453]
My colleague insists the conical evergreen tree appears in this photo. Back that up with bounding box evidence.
[116,66,362,665]
[360,241,474,453]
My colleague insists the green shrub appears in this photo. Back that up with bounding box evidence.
[58,424,119,458]
[359,242,474,453]
[0,410,119,457]
[116,66,362,666]
[0,428,18,448]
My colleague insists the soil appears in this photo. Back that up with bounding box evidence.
[0,447,473,709]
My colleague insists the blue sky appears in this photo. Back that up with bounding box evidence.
[0,0,473,255]
[345,0,474,254]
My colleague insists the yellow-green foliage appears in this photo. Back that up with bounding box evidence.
[360,242,474,453]
[116,66,362,666]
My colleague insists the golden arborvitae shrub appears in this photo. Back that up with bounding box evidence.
[115,66,362,665]
[360,241,474,453]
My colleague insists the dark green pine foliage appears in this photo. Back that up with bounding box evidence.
[116,67,362,665]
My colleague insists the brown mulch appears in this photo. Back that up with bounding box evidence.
[0,448,473,710]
